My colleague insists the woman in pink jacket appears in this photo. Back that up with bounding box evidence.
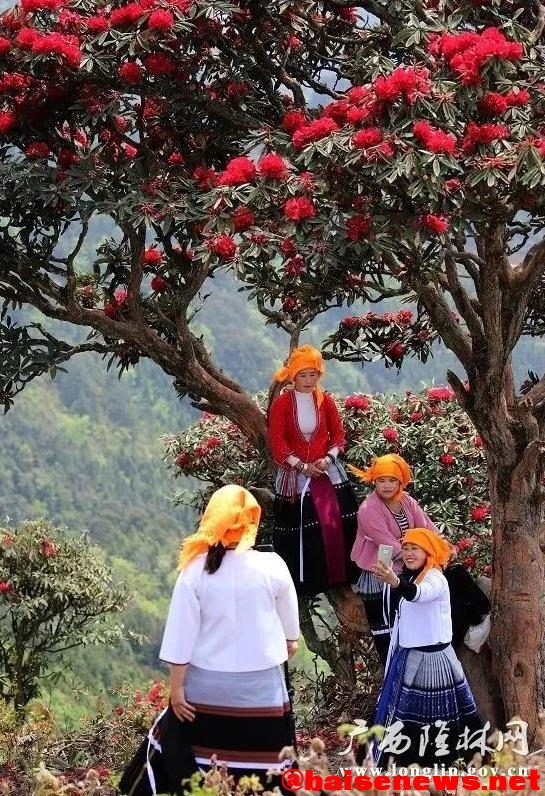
[349,454,439,665]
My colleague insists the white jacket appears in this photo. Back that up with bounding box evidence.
[398,568,452,648]
[160,550,300,672]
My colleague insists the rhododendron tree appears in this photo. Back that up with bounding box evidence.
[190,4,545,740]
[2,0,545,738]
[0,521,129,711]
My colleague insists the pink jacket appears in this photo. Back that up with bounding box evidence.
[350,490,439,573]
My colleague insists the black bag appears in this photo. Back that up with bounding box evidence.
[119,705,199,796]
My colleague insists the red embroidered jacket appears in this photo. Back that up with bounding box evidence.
[268,391,346,466]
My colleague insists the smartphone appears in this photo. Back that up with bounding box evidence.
[377,544,394,568]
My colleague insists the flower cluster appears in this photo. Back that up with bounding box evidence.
[428,27,524,85]
[413,121,457,155]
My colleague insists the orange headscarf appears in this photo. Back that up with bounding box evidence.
[178,485,261,571]
[402,528,452,583]
[348,454,412,500]
[273,344,325,407]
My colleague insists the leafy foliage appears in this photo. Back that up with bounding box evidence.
[0,520,130,710]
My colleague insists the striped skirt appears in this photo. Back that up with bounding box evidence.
[183,664,294,779]
[273,473,358,597]
[373,645,482,767]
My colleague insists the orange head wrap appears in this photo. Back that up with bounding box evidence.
[178,485,261,571]
[347,454,412,500]
[402,528,452,583]
[273,344,325,407]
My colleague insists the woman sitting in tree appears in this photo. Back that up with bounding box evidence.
[268,344,358,597]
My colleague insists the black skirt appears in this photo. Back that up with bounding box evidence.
[273,476,358,597]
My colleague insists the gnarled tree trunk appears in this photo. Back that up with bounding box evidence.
[489,459,545,747]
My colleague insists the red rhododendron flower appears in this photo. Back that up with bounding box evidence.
[479,92,509,116]
[0,582,13,594]
[176,452,190,467]
[461,121,510,153]
[344,395,371,411]
[148,9,174,29]
[374,66,431,105]
[352,127,383,149]
[123,143,138,158]
[57,148,81,171]
[292,117,338,150]
[284,196,316,222]
[232,206,255,232]
[280,238,297,257]
[193,165,216,189]
[471,505,489,522]
[382,426,399,443]
[287,35,302,50]
[110,3,145,26]
[151,275,170,292]
[3,534,14,548]
[25,142,50,159]
[346,107,368,126]
[144,53,175,75]
[440,453,455,466]
[504,88,530,107]
[0,110,17,134]
[144,247,163,266]
[456,537,472,552]
[15,27,40,49]
[395,309,413,324]
[29,32,81,68]
[86,15,109,33]
[119,62,142,83]
[322,100,350,124]
[420,213,449,235]
[427,386,455,402]
[409,412,424,422]
[346,214,371,240]
[340,316,360,328]
[22,0,63,11]
[168,151,184,165]
[0,37,10,55]
[282,296,299,313]
[429,28,523,86]
[258,152,289,180]
[412,120,457,154]
[347,85,371,104]
[283,256,306,278]
[282,109,307,133]
[386,341,405,360]
[217,156,256,187]
[209,234,237,261]
[444,178,462,193]
[41,538,57,557]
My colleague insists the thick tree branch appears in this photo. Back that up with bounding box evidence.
[531,0,545,44]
